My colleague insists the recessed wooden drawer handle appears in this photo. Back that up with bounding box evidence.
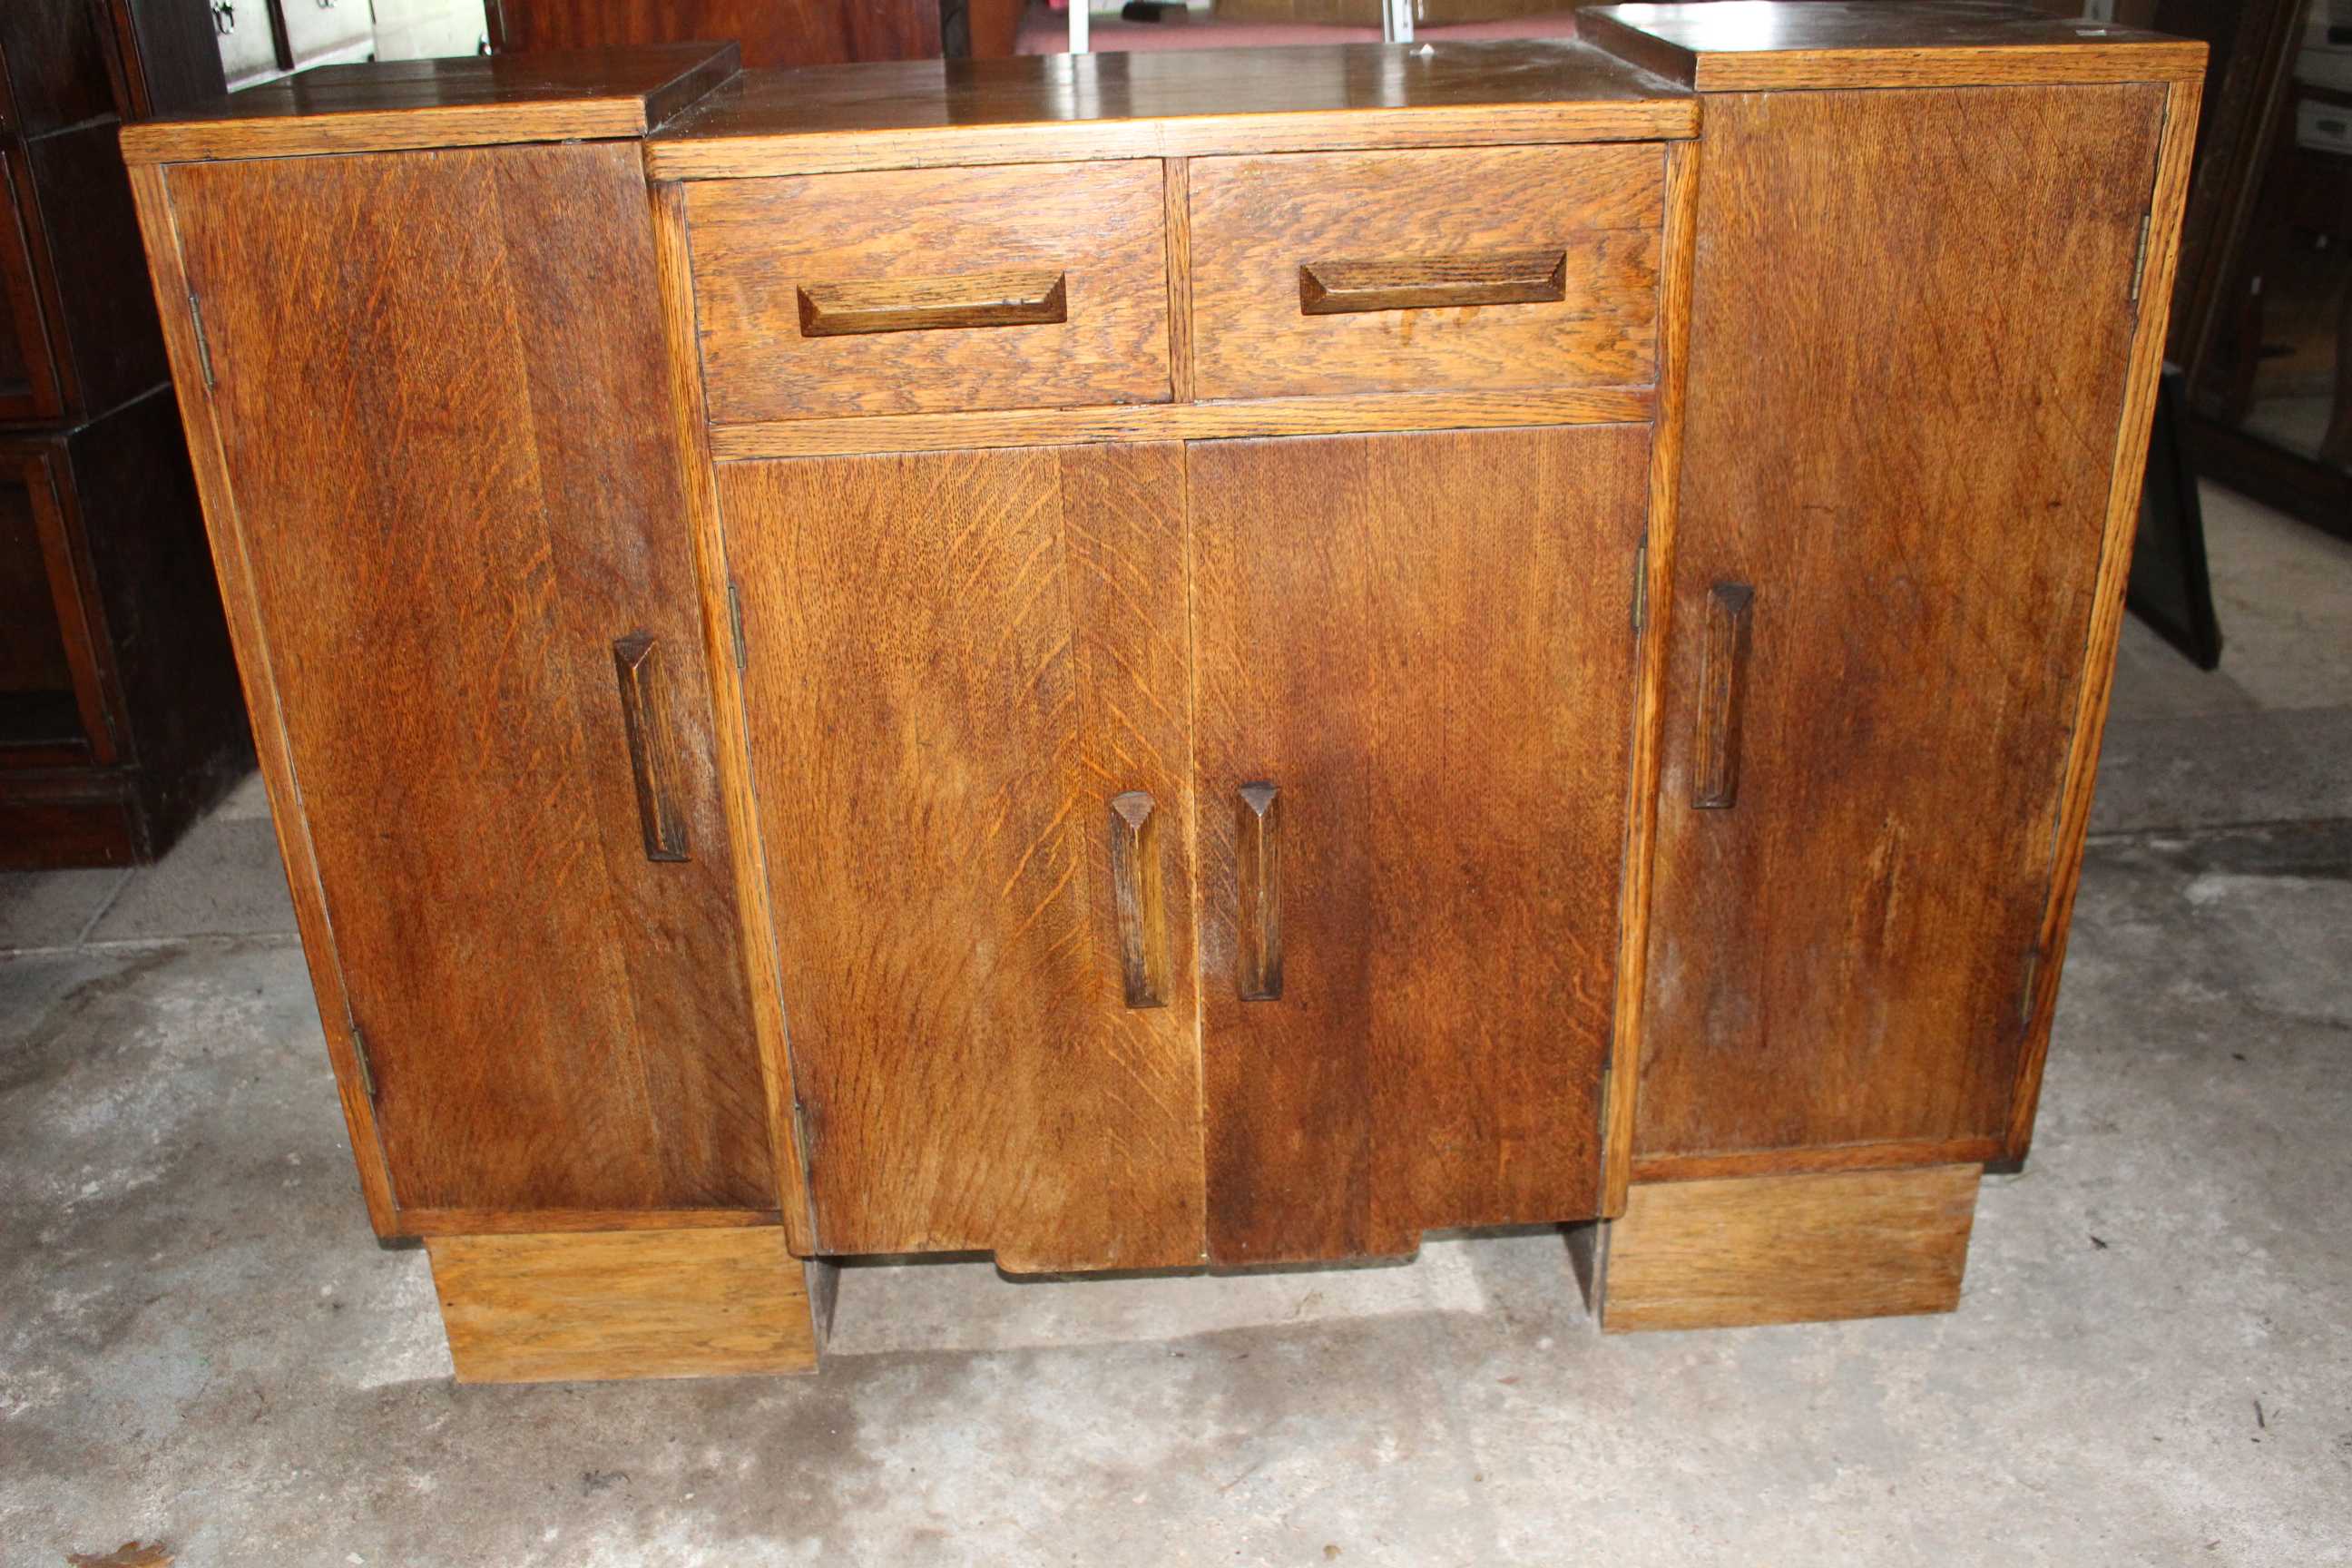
[795,269,1069,338]
[1236,782,1283,1001]
[612,632,690,862]
[1691,583,1755,810]
[1109,790,1170,1010]
[1297,250,1567,316]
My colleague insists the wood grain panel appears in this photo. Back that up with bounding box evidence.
[687,162,1168,422]
[644,41,1695,181]
[1582,4,2204,92]
[163,144,771,1215]
[722,444,1203,1271]
[1191,426,1648,1264]
[1599,134,1700,1220]
[427,1227,819,1382]
[648,181,817,1253]
[1593,1165,1980,1333]
[1637,86,2167,1161]
[707,387,1656,460]
[2009,74,2204,1164]
[120,44,740,163]
[130,162,397,1232]
[1189,144,1662,401]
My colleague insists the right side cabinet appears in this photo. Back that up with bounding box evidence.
[1637,84,2169,1175]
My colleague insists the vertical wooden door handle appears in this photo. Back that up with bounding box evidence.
[612,632,689,862]
[1691,583,1755,809]
[1236,782,1283,1001]
[1109,790,1169,1010]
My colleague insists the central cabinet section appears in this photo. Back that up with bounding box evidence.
[722,426,1649,1270]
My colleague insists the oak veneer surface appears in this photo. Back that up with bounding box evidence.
[722,444,1205,1271]
[1598,1164,1980,1332]
[1637,84,2165,1161]
[163,143,772,1215]
[427,1227,819,1382]
[118,44,739,162]
[1582,3,2202,90]
[1191,426,1647,1264]
[644,42,1694,178]
[687,161,1170,422]
[1188,143,1661,402]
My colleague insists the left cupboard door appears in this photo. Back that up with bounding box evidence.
[720,444,1205,1272]
[154,146,777,1224]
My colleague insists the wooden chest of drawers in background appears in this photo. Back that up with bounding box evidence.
[1,0,245,867]
[122,4,2204,1379]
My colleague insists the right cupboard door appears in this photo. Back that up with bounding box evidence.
[1637,84,2169,1170]
[1190,426,1651,1264]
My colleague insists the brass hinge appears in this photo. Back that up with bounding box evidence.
[187,293,216,389]
[2128,213,2152,306]
[348,1020,378,1101]
[2018,949,2043,1027]
[728,580,748,673]
[1631,534,1650,632]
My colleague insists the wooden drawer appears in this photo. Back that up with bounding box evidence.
[686,161,1171,423]
[1187,144,1664,401]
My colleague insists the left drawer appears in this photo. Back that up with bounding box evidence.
[684,161,1173,424]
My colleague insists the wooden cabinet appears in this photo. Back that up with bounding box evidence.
[123,5,2205,1380]
[0,0,240,867]
[1632,83,2171,1178]
[156,139,774,1225]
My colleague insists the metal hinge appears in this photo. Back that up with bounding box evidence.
[791,1100,817,1170]
[187,293,216,389]
[1631,534,1650,632]
[2128,213,2152,306]
[2018,949,2043,1027]
[728,580,748,673]
[348,1020,378,1101]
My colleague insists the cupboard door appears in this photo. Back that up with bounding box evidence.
[1191,426,1650,1264]
[1639,85,2167,1164]
[164,145,772,1217]
[723,443,1203,1271]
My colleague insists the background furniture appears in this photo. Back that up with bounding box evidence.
[1,0,244,868]
[2170,0,2352,538]
[484,0,949,65]
[122,4,2201,1379]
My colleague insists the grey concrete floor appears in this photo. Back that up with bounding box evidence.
[3,483,2349,1566]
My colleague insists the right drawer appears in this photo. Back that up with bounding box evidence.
[1187,144,1664,402]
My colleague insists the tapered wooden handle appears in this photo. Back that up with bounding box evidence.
[612,632,689,862]
[1691,583,1755,810]
[1298,250,1567,315]
[1109,790,1169,1010]
[796,270,1069,338]
[1236,782,1283,1001]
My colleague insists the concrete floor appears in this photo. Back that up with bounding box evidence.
[3,483,2349,1565]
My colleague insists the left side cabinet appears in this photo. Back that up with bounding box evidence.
[130,142,779,1234]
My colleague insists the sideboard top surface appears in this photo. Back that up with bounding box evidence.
[1583,2,2203,91]
[119,42,740,163]
[643,40,1695,179]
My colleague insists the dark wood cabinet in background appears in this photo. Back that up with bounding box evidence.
[0,0,244,867]
[485,0,946,67]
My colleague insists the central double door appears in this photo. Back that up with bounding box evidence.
[721,424,1650,1270]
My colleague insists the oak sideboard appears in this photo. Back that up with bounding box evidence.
[121,2,2203,1381]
